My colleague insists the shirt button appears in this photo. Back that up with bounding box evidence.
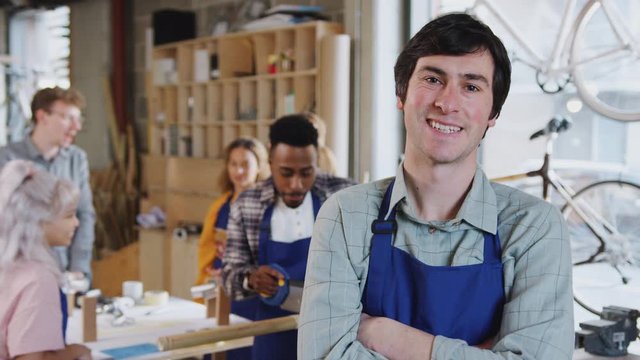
[428,227,436,234]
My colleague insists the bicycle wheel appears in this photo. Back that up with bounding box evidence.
[570,0,640,121]
[562,180,640,315]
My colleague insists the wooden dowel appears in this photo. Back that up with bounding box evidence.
[81,296,97,342]
[157,315,298,351]
[213,286,230,325]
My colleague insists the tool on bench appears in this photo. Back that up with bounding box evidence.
[575,306,639,357]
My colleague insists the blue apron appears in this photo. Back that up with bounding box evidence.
[214,193,258,360]
[252,194,321,360]
[362,180,505,345]
[212,194,232,271]
[59,288,68,343]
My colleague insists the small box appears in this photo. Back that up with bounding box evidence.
[194,49,209,83]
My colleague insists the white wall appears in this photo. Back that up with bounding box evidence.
[70,0,112,170]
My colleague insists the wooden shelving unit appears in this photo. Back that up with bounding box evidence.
[148,21,343,159]
[143,21,349,298]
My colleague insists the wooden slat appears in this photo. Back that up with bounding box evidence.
[158,315,298,351]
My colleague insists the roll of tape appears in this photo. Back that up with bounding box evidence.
[259,263,290,307]
[172,227,188,241]
[144,290,169,306]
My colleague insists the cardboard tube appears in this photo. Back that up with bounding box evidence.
[157,315,298,350]
[319,34,351,177]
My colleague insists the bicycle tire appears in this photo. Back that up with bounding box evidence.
[562,180,640,315]
[570,0,640,121]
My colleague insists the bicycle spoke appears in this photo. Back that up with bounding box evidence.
[564,180,640,316]
[571,0,640,121]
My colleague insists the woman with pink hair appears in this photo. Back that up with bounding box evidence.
[0,160,91,360]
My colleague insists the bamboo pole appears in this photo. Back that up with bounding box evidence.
[157,315,298,351]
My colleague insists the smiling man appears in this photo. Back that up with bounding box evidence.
[221,114,355,360]
[0,87,95,281]
[298,13,574,360]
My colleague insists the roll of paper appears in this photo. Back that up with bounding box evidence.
[319,34,351,177]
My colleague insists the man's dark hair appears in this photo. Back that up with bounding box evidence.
[394,13,511,120]
[269,114,319,150]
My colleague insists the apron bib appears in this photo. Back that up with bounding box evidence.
[252,194,320,360]
[362,180,505,345]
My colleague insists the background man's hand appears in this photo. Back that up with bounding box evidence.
[249,265,284,296]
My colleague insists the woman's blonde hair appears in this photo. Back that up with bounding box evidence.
[302,112,338,175]
[302,112,327,146]
[0,160,80,285]
[218,137,270,192]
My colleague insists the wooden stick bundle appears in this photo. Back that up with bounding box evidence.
[157,315,298,351]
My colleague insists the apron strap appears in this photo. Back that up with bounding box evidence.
[311,193,321,218]
[371,179,397,234]
[482,231,502,264]
[362,180,397,313]
[258,204,275,265]
[214,192,233,229]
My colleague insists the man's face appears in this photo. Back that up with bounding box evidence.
[398,51,496,167]
[270,143,318,208]
[36,100,82,147]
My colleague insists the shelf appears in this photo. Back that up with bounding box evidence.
[176,68,318,87]
[148,21,343,157]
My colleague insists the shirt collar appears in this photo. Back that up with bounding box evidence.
[390,162,497,234]
[260,178,276,203]
[24,136,42,160]
[457,167,498,234]
[24,136,70,161]
[275,191,312,212]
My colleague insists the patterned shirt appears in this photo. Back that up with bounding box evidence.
[298,163,574,360]
[0,137,96,278]
[222,173,357,300]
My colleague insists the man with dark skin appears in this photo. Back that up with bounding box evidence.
[222,114,355,360]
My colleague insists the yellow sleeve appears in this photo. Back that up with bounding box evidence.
[196,192,231,286]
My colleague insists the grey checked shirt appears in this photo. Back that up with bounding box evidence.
[222,173,356,300]
[0,137,96,278]
[298,163,574,360]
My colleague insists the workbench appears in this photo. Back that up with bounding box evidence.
[66,296,252,359]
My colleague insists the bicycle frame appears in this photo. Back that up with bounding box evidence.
[571,0,639,75]
[491,132,622,265]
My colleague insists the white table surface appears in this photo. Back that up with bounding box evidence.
[66,297,252,359]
